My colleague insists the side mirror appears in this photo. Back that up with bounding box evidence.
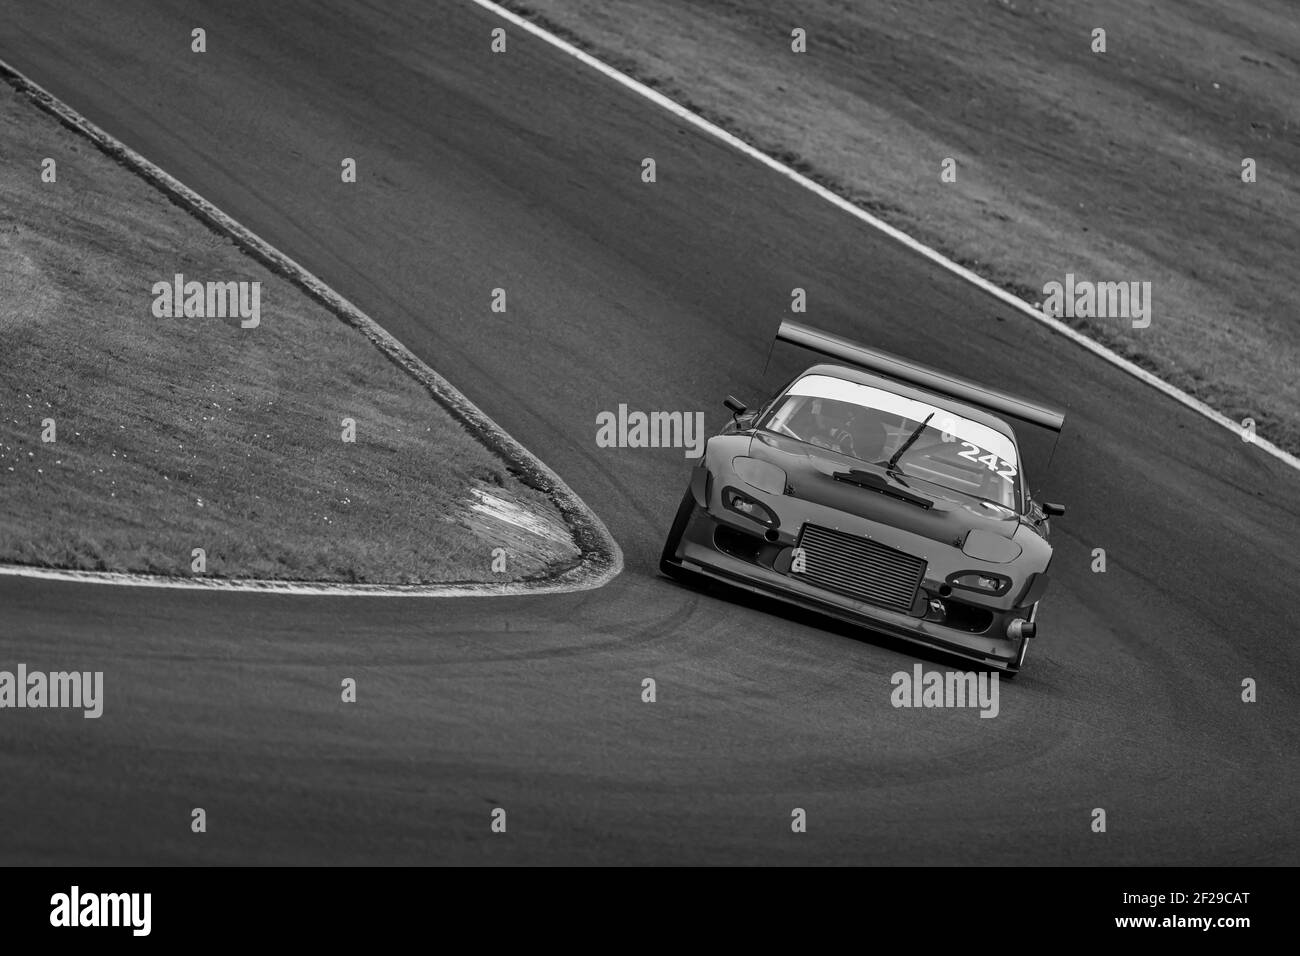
[724,395,748,417]
[1042,502,1066,517]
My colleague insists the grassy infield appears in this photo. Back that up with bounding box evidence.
[0,85,576,584]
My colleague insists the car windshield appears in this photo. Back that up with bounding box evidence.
[758,374,1023,510]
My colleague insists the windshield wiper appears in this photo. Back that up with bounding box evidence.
[887,412,934,472]
[832,468,933,509]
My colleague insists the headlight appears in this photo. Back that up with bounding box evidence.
[948,571,1012,595]
[961,529,1022,563]
[722,487,779,527]
[732,456,787,495]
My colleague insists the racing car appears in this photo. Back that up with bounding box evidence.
[660,321,1067,675]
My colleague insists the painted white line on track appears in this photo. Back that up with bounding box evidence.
[0,57,623,597]
[0,564,565,597]
[469,0,1300,475]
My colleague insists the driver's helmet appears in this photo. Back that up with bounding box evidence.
[809,398,857,454]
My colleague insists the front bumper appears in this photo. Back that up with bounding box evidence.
[665,483,1035,669]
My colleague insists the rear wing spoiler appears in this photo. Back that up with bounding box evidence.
[775,320,1066,432]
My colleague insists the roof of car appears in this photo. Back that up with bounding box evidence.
[793,363,1018,438]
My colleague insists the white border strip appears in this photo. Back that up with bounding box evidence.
[0,57,624,597]
[470,0,1300,474]
[0,565,570,597]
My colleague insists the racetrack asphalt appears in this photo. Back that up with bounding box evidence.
[0,0,1296,865]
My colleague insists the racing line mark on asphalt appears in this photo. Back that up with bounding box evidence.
[469,0,1300,476]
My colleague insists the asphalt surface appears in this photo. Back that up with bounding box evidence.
[1,0,1296,865]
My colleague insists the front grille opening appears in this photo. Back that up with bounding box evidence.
[938,599,994,634]
[795,524,926,613]
[715,525,767,564]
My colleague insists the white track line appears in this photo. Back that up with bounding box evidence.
[0,565,575,597]
[470,0,1300,475]
[0,57,623,597]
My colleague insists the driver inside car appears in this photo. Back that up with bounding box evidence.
[807,398,859,457]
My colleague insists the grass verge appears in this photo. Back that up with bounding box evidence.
[0,82,579,584]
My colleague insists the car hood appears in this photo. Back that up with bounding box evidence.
[747,431,1023,546]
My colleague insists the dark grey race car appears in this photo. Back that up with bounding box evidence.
[660,321,1067,675]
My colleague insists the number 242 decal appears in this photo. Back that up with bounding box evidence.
[957,442,1017,479]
